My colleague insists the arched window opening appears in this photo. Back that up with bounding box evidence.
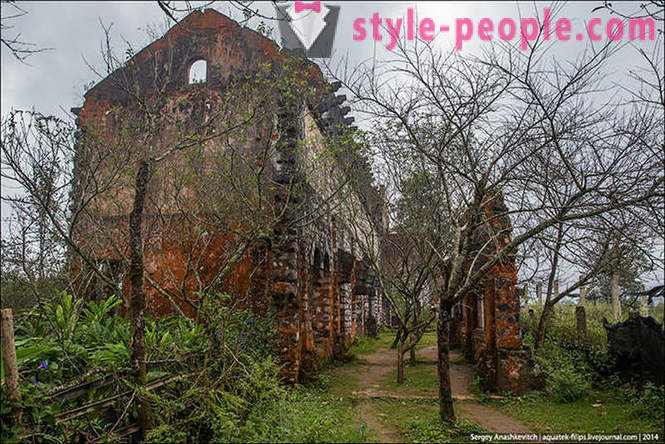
[313,247,322,268]
[188,60,207,84]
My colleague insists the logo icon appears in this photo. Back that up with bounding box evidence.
[275,1,340,58]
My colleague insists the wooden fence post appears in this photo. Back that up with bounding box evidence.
[1,308,22,427]
[579,284,586,306]
[611,270,621,321]
[536,282,542,305]
[575,305,587,345]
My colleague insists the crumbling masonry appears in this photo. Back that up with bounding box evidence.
[72,9,386,383]
[450,192,542,394]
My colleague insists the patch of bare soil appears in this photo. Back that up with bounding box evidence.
[418,346,475,395]
[419,346,534,434]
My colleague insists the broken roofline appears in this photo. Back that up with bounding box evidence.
[76,9,380,216]
[82,9,322,104]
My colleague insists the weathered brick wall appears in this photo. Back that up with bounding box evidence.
[453,191,542,394]
[73,9,385,383]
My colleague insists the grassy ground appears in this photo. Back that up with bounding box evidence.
[371,398,485,443]
[380,358,439,395]
[319,358,365,396]
[348,328,397,355]
[415,330,438,349]
[487,389,664,435]
[321,327,663,442]
[320,329,487,442]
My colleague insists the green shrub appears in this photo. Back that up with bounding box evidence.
[147,357,371,443]
[625,383,665,422]
[547,365,590,402]
[521,303,621,400]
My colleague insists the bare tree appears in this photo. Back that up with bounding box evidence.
[324,5,664,420]
[1,1,52,61]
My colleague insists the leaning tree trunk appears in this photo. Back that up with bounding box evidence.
[437,305,455,422]
[535,301,554,350]
[391,327,404,349]
[128,159,153,438]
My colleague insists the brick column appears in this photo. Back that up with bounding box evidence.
[272,94,304,383]
[340,283,353,344]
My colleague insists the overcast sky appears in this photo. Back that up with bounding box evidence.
[2,1,663,289]
[3,1,661,117]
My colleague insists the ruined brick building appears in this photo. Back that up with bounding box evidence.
[71,8,538,391]
[71,9,387,383]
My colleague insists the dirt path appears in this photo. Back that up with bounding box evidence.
[419,346,534,434]
[332,343,534,441]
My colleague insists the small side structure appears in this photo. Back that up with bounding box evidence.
[451,191,542,394]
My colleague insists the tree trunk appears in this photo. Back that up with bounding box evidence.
[535,224,564,351]
[535,301,553,350]
[391,326,403,349]
[409,342,416,364]
[128,159,153,439]
[1,309,22,427]
[397,343,405,384]
[437,305,455,422]
[611,270,621,321]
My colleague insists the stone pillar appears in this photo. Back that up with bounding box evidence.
[272,218,302,383]
[612,270,621,321]
[367,288,378,338]
[374,281,382,330]
[575,305,587,345]
[317,269,333,356]
[330,220,341,342]
[494,266,521,351]
[298,243,316,375]
[350,262,358,339]
[357,293,365,337]
[272,240,301,383]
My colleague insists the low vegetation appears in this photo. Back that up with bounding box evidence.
[477,303,665,434]
[3,294,663,442]
[0,293,370,443]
